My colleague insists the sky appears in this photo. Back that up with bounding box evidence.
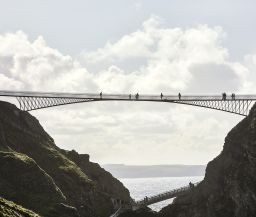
[0,0,256,165]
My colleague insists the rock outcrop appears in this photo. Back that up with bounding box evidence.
[0,197,42,217]
[0,152,65,215]
[119,207,157,217]
[158,104,256,217]
[0,101,130,217]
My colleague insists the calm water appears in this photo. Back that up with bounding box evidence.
[120,176,204,211]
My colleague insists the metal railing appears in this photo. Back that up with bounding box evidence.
[1,90,256,101]
[133,181,200,208]
[0,90,255,115]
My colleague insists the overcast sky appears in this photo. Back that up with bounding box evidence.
[0,0,256,165]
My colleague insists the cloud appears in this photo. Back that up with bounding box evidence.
[0,31,97,92]
[0,17,254,165]
[81,17,240,94]
[188,63,241,93]
[134,1,142,10]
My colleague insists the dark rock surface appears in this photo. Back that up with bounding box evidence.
[0,152,65,215]
[120,207,157,217]
[0,197,41,217]
[0,101,130,217]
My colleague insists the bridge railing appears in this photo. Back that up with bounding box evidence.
[134,181,201,206]
[1,90,256,101]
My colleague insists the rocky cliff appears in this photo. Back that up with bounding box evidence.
[158,104,256,217]
[0,197,41,217]
[0,101,130,217]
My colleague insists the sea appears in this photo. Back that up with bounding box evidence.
[120,176,204,211]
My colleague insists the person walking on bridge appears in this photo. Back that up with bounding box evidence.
[160,93,163,100]
[178,93,181,100]
[222,92,227,101]
[100,92,102,99]
[129,94,131,100]
[135,93,139,100]
[231,93,236,100]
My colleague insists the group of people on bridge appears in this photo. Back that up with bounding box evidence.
[98,92,182,100]
[99,92,237,101]
[222,93,236,100]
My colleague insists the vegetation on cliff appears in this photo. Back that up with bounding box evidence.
[0,151,65,215]
[0,197,41,217]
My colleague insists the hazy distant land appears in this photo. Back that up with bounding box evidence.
[102,164,206,178]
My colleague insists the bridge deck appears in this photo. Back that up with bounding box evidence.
[132,181,200,210]
[0,90,255,116]
[0,90,256,101]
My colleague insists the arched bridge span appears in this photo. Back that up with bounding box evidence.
[0,90,255,116]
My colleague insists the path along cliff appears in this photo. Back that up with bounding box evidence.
[0,101,130,217]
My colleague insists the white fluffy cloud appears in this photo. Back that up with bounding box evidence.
[0,31,97,92]
[81,17,244,93]
[0,17,255,165]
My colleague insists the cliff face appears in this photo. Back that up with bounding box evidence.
[159,104,256,217]
[0,197,41,217]
[0,101,130,217]
[0,152,65,215]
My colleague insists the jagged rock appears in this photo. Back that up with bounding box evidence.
[62,149,131,216]
[0,197,41,217]
[47,203,80,217]
[0,101,130,217]
[119,207,157,217]
[0,151,66,215]
[63,149,130,201]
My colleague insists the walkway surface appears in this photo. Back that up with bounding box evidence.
[0,90,255,116]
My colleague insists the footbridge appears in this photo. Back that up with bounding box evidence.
[0,90,255,116]
[110,181,200,217]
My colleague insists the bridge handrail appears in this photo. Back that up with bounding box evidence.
[1,90,256,101]
[134,181,201,205]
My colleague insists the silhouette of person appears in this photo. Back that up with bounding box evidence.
[100,92,102,99]
[160,93,163,100]
[135,93,139,100]
[189,182,194,189]
[129,94,131,99]
[222,92,226,101]
[231,93,235,100]
[189,182,192,188]
[178,93,181,100]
